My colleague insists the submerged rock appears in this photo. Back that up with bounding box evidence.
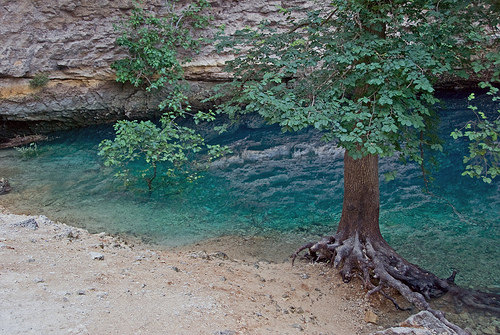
[0,178,12,195]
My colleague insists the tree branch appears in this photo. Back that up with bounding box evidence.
[289,8,338,33]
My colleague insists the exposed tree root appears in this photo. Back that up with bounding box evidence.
[291,233,500,335]
[447,285,500,315]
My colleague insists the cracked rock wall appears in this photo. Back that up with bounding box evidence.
[0,0,313,138]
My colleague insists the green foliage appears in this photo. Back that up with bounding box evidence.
[29,73,49,89]
[212,0,499,176]
[451,87,500,183]
[111,0,210,91]
[451,48,500,183]
[99,118,228,192]
[100,1,228,192]
[15,143,40,158]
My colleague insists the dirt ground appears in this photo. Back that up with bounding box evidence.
[0,210,410,335]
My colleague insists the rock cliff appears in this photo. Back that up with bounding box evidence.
[0,0,312,140]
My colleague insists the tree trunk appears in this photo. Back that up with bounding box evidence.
[337,150,383,242]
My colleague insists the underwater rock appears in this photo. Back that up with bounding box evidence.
[0,178,12,195]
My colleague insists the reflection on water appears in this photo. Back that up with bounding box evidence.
[0,92,499,299]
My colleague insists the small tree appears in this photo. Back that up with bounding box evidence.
[213,0,499,324]
[99,1,227,193]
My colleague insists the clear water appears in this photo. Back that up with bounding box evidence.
[0,91,499,293]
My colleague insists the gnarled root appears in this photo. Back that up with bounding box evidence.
[447,285,500,315]
[291,233,472,335]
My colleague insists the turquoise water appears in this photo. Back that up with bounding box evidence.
[0,91,499,293]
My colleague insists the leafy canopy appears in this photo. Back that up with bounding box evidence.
[99,1,227,192]
[213,0,499,171]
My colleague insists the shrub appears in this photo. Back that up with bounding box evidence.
[29,73,49,89]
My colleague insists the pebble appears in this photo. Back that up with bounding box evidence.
[90,252,104,260]
[364,310,378,324]
[96,292,108,299]
[289,306,304,314]
[291,323,304,331]
[56,228,80,239]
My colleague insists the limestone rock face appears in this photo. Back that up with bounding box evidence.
[1,0,128,79]
[0,0,313,139]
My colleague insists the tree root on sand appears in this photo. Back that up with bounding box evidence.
[291,234,500,335]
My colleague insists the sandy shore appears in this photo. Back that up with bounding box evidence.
[1,210,411,335]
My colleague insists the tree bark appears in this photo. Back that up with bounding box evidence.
[337,150,383,242]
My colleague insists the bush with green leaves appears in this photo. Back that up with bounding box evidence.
[99,0,228,192]
[99,114,227,192]
[29,73,49,89]
[111,1,210,91]
[15,142,41,158]
[452,84,500,183]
